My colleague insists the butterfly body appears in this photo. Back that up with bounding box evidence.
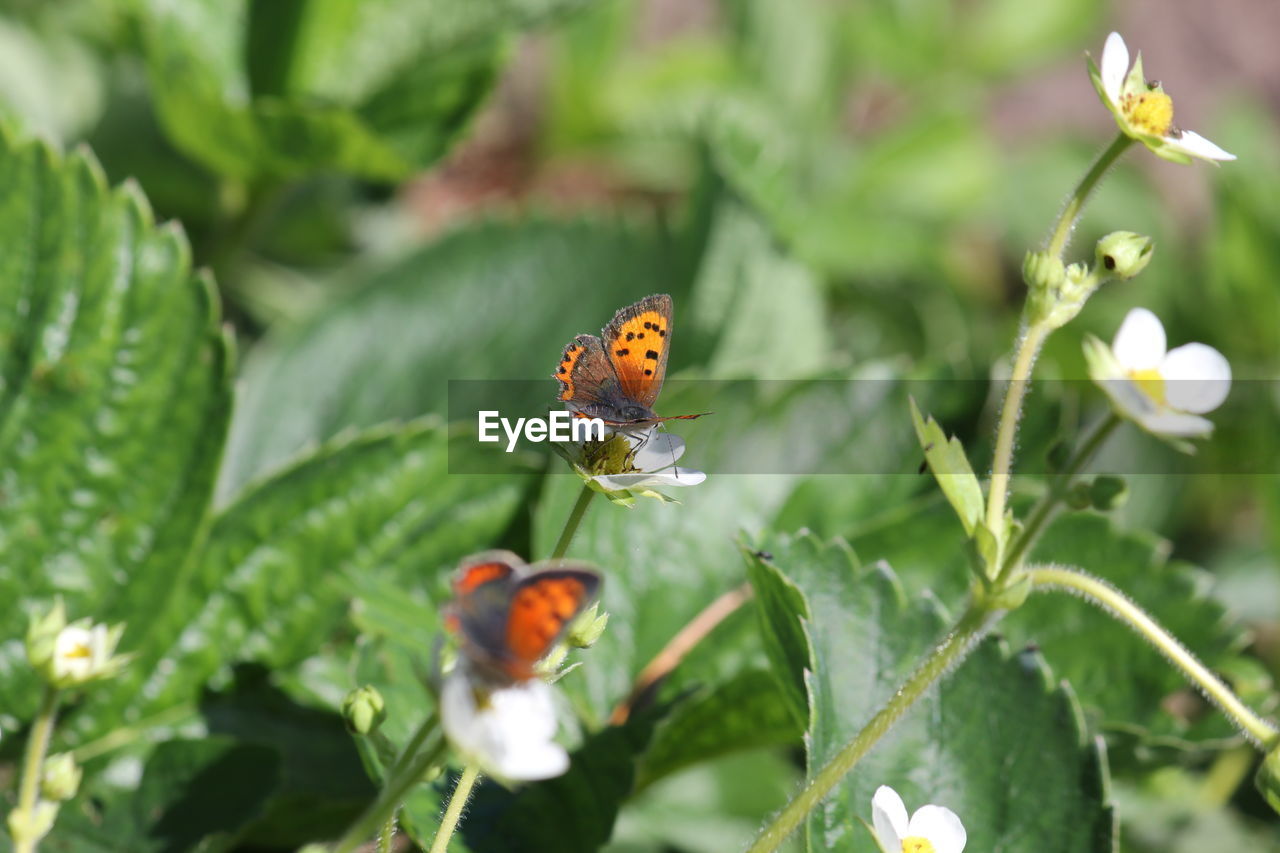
[555,294,706,426]
[446,551,601,686]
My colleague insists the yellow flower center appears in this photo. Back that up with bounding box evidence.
[64,642,92,660]
[901,838,936,853]
[1129,367,1166,404]
[1122,90,1174,136]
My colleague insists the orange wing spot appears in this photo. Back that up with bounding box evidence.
[505,578,588,672]
[453,561,513,595]
[555,340,588,401]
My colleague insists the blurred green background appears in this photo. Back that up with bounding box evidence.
[1,0,1277,850]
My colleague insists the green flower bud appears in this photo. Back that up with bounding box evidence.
[565,603,609,649]
[41,752,82,802]
[341,685,387,736]
[1066,480,1093,510]
[1045,439,1072,473]
[1022,250,1066,294]
[1256,745,1280,815]
[1088,475,1128,511]
[1096,231,1154,281]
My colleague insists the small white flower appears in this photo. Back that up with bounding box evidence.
[871,785,966,853]
[1084,307,1231,444]
[1089,32,1235,164]
[440,668,570,784]
[28,602,129,689]
[560,428,706,505]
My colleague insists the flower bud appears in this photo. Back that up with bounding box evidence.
[41,752,82,802]
[1022,250,1066,294]
[1066,480,1093,510]
[1096,231,1154,281]
[565,603,609,649]
[1256,745,1280,815]
[341,685,387,736]
[1089,475,1128,511]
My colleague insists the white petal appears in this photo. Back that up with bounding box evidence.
[907,804,967,853]
[631,432,687,470]
[1165,129,1236,162]
[1137,409,1214,438]
[592,467,706,492]
[1160,343,1231,413]
[1112,308,1166,370]
[1100,32,1129,103]
[1096,377,1160,424]
[871,786,909,849]
[440,671,569,783]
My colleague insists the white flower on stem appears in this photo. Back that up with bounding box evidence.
[440,667,569,785]
[1089,32,1235,164]
[559,428,706,505]
[1084,307,1230,447]
[27,600,129,689]
[871,785,966,853]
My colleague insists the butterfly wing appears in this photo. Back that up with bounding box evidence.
[446,551,524,664]
[555,334,622,413]
[601,294,672,411]
[502,567,601,680]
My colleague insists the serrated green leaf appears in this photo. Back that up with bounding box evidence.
[221,217,686,492]
[749,532,1115,852]
[1012,512,1252,746]
[0,126,231,722]
[909,396,984,537]
[74,422,525,742]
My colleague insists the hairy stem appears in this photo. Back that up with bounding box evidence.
[986,320,1051,552]
[999,413,1121,580]
[745,603,991,853]
[13,685,60,853]
[551,484,597,560]
[1027,565,1279,748]
[429,765,482,853]
[332,713,446,853]
[1046,133,1134,258]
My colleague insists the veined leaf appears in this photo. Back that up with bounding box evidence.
[748,533,1115,852]
[0,125,231,723]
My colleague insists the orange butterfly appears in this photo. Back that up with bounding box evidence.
[554,294,708,427]
[445,551,600,685]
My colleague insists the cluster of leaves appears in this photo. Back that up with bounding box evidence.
[1,0,1278,850]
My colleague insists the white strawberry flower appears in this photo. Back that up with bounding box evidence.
[1084,307,1231,445]
[440,667,569,784]
[1088,32,1235,164]
[559,428,706,505]
[871,785,966,853]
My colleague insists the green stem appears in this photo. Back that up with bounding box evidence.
[745,603,992,853]
[1027,565,1279,748]
[985,320,1051,552]
[429,765,482,853]
[332,713,446,853]
[550,484,597,560]
[999,413,1121,580]
[13,685,60,853]
[1045,133,1134,258]
[377,813,396,853]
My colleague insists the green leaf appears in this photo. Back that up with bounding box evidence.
[909,397,984,536]
[221,216,686,492]
[0,126,232,722]
[49,737,282,853]
[77,422,525,741]
[1012,513,1252,745]
[748,532,1116,852]
[134,0,523,181]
